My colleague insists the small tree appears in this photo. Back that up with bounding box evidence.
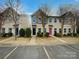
[4,0,21,40]
[19,28,25,37]
[39,4,50,37]
[59,4,77,37]
[25,28,31,37]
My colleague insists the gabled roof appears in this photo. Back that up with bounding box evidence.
[0,7,19,16]
[31,9,47,17]
[60,11,75,18]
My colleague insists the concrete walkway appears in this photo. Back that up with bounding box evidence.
[27,36,37,45]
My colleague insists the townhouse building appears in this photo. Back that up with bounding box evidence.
[0,7,30,35]
[31,9,77,36]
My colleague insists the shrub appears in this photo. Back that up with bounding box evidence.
[63,34,67,36]
[25,28,31,37]
[57,33,61,37]
[73,33,77,37]
[8,32,13,37]
[19,28,25,37]
[1,33,8,37]
[44,32,49,37]
[67,33,72,36]
[37,32,40,37]
[54,33,61,37]
[37,32,43,37]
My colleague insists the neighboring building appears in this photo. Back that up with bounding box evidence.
[0,7,30,35]
[31,9,77,36]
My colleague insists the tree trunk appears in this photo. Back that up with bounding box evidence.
[71,27,74,37]
[61,18,64,37]
[0,28,1,37]
[61,24,64,37]
[14,22,17,40]
[43,26,45,37]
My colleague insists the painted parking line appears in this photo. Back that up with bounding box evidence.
[53,36,79,53]
[43,47,51,59]
[4,47,18,59]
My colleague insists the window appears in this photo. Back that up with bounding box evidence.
[59,28,61,33]
[32,16,36,23]
[33,19,36,22]
[44,17,47,24]
[9,28,12,33]
[38,28,41,32]
[54,18,57,23]
[38,17,42,23]
[49,18,52,22]
[69,28,71,33]
[64,28,66,33]
[2,28,5,33]
[44,28,46,32]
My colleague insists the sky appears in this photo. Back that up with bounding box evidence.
[20,0,79,15]
[0,0,79,15]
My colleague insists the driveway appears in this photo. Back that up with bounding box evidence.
[0,45,79,59]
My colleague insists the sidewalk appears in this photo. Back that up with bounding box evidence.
[27,36,37,45]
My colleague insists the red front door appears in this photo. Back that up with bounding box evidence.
[49,28,52,35]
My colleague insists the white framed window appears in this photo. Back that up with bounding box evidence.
[9,28,12,33]
[38,28,41,32]
[69,28,71,33]
[32,16,36,23]
[49,17,52,23]
[44,17,47,24]
[64,28,66,33]
[38,16,42,23]
[59,28,61,33]
[44,28,46,32]
[2,28,5,33]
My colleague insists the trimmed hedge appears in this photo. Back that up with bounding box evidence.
[1,33,13,37]
[8,32,13,37]
[37,32,43,37]
[37,32,49,37]
[54,33,61,37]
[19,28,25,37]
[44,32,49,37]
[25,28,31,37]
[73,33,77,37]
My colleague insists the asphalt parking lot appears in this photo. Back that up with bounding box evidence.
[0,44,79,59]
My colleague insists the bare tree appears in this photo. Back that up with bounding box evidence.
[0,13,3,35]
[0,4,6,36]
[59,4,78,37]
[4,0,21,40]
[39,4,50,37]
